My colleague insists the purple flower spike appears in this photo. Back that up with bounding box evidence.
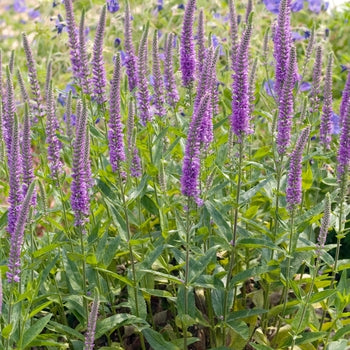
[180,0,196,88]
[108,53,126,172]
[7,181,35,284]
[340,71,350,125]
[196,9,206,75]
[137,25,151,125]
[124,1,138,92]
[91,5,107,105]
[276,46,296,156]
[46,83,63,179]
[229,0,238,69]
[286,126,310,212]
[310,45,323,113]
[231,13,253,140]
[152,30,166,117]
[71,100,90,227]
[22,33,44,119]
[7,114,23,237]
[320,53,333,149]
[63,0,81,81]
[245,0,253,23]
[164,33,179,107]
[84,292,100,350]
[181,93,211,204]
[337,101,350,180]
[273,0,292,99]
[79,11,92,94]
[22,103,36,205]
[3,67,16,159]
[17,69,30,104]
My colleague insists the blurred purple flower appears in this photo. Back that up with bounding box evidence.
[341,65,348,73]
[308,0,322,13]
[63,113,76,126]
[178,4,185,9]
[28,8,40,19]
[331,113,340,134]
[304,30,311,39]
[300,81,311,91]
[212,35,224,56]
[57,84,77,106]
[292,31,305,41]
[56,15,65,34]
[264,79,275,96]
[291,0,303,11]
[13,0,27,13]
[114,37,121,47]
[107,0,119,13]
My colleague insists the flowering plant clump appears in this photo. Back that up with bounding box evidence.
[1,0,350,348]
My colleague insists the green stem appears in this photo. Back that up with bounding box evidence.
[79,227,89,320]
[222,140,244,344]
[183,197,191,350]
[117,170,146,350]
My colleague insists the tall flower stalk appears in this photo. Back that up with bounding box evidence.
[340,70,350,125]
[84,290,100,350]
[22,103,36,205]
[22,32,43,119]
[276,46,296,157]
[46,83,62,179]
[91,5,107,104]
[180,0,196,88]
[7,180,35,283]
[310,45,323,113]
[124,0,138,92]
[152,30,166,117]
[196,9,206,75]
[71,99,90,228]
[273,0,292,98]
[79,10,92,94]
[231,13,253,140]
[181,93,211,205]
[7,114,23,236]
[320,53,333,150]
[164,33,179,108]
[282,126,310,317]
[229,0,238,69]
[63,0,81,81]
[108,53,126,172]
[137,25,151,125]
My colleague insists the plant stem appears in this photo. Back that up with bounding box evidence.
[222,140,244,344]
[117,170,146,350]
[79,227,89,320]
[183,197,191,350]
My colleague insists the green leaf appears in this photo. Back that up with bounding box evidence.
[32,243,62,258]
[204,201,231,244]
[226,319,249,340]
[239,176,273,204]
[139,269,183,284]
[302,163,313,190]
[29,301,54,318]
[227,309,267,321]
[95,267,133,287]
[141,195,159,216]
[236,238,281,251]
[250,344,274,350]
[48,321,85,341]
[142,328,179,350]
[309,290,336,304]
[95,314,148,339]
[2,324,13,339]
[230,264,279,288]
[333,324,350,341]
[22,314,52,348]
[326,340,348,350]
